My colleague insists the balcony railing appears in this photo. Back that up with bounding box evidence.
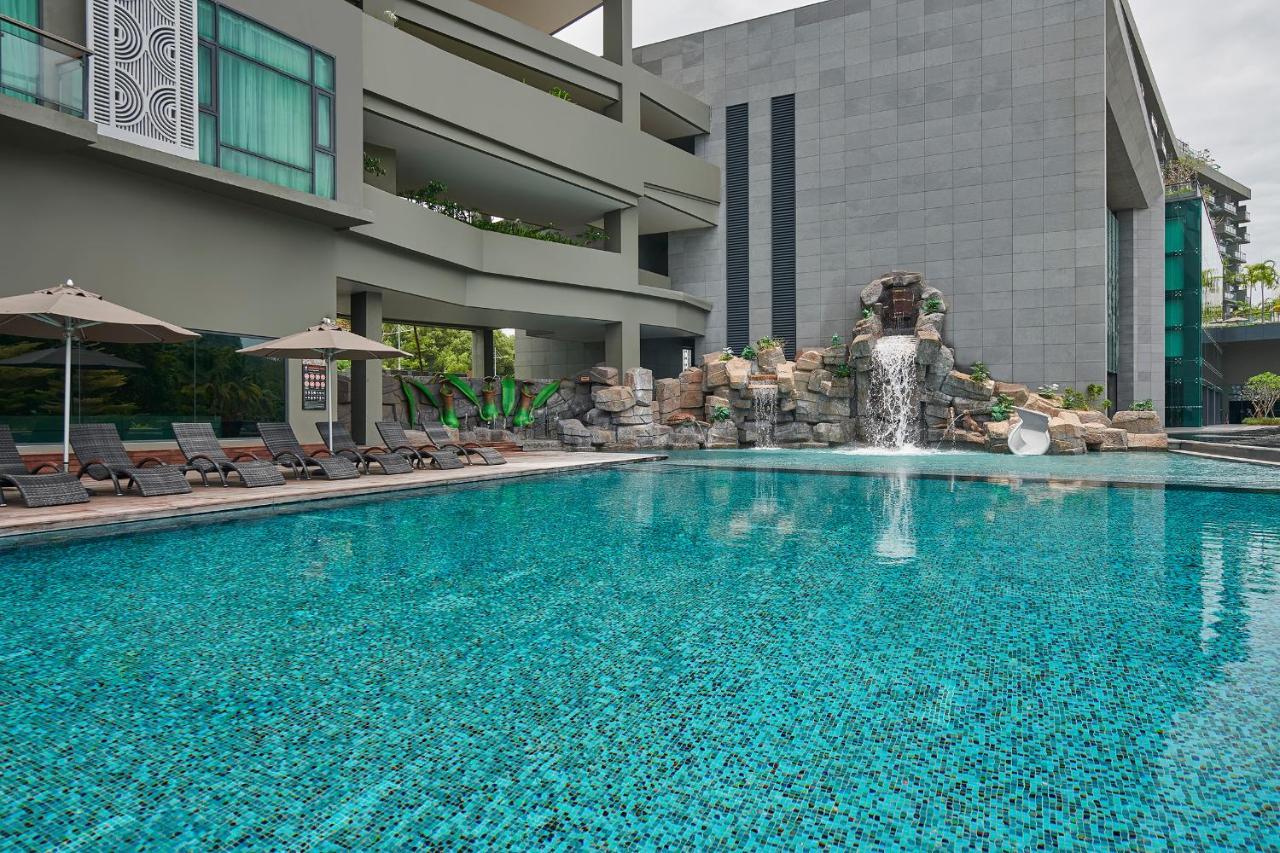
[0,14,90,118]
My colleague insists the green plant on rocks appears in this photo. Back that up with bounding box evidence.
[711,405,732,422]
[969,362,991,383]
[756,336,782,351]
[1085,383,1111,412]
[719,348,734,362]
[831,334,843,347]
[990,394,1014,422]
[832,364,851,379]
[741,345,757,361]
[923,296,943,313]
[1060,387,1088,411]
[1131,399,1154,412]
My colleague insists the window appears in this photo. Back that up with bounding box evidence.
[196,1,335,198]
[0,0,40,106]
[0,331,286,443]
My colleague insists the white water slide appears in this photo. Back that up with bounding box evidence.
[1008,407,1051,456]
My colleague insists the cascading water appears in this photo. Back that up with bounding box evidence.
[750,383,779,448]
[868,335,921,449]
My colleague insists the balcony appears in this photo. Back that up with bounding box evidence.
[0,14,88,118]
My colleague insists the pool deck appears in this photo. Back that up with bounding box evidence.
[0,451,663,542]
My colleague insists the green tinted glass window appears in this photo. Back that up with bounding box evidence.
[199,112,216,165]
[314,152,334,199]
[217,8,311,79]
[218,53,312,170]
[197,0,215,39]
[198,44,213,107]
[220,148,312,193]
[316,92,332,149]
[314,53,334,92]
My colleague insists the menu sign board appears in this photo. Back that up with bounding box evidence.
[302,359,327,411]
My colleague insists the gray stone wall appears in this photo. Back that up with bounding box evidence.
[638,0,1159,396]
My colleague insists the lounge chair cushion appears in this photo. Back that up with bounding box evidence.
[1,473,91,508]
[424,449,465,470]
[313,457,360,480]
[125,466,193,496]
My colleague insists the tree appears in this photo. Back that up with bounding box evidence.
[1242,372,1280,420]
[494,330,515,376]
[378,324,517,377]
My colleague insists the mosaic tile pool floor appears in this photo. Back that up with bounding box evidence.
[2,464,1279,848]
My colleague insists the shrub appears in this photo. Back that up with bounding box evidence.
[969,362,991,383]
[756,336,782,351]
[711,405,732,422]
[719,348,734,362]
[1243,417,1280,426]
[1085,383,1111,412]
[832,364,851,378]
[990,394,1014,422]
[1131,399,1154,412]
[831,334,843,347]
[923,296,943,313]
[1060,387,1088,410]
[741,345,758,361]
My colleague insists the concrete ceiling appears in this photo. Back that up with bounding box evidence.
[365,111,620,228]
[469,0,601,34]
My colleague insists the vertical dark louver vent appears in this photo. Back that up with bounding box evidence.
[771,94,797,359]
[725,102,750,353]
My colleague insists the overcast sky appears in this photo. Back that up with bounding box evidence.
[560,0,1277,266]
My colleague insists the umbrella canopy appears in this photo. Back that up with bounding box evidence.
[237,321,409,361]
[0,346,144,370]
[239,321,409,448]
[0,280,199,470]
[0,281,199,343]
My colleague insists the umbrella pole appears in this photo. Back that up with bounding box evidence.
[63,324,72,473]
[327,351,334,450]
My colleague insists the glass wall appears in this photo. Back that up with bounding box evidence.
[0,331,286,443]
[197,1,335,198]
[0,0,39,105]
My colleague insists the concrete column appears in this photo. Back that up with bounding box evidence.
[604,319,641,373]
[604,206,640,284]
[471,328,496,376]
[350,291,383,443]
[602,0,639,129]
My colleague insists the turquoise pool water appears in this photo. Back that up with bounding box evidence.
[2,460,1279,848]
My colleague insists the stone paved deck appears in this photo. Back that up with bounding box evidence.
[0,452,662,543]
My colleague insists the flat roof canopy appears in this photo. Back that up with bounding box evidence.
[470,0,601,33]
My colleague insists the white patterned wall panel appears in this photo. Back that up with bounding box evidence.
[87,0,199,159]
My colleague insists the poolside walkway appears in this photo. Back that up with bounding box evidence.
[0,451,662,542]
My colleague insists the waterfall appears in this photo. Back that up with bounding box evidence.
[868,335,921,449]
[751,383,778,448]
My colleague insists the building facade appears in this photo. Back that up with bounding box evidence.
[0,0,719,444]
[638,0,1173,412]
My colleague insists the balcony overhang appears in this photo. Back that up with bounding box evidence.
[469,0,601,34]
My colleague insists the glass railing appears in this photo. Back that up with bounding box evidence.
[0,14,90,118]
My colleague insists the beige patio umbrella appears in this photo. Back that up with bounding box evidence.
[238,319,409,449]
[0,280,200,471]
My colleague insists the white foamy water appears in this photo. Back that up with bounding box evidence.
[867,335,921,449]
[751,383,778,448]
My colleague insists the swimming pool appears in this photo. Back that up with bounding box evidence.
[2,457,1278,848]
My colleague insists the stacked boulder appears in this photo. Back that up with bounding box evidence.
[556,366,682,451]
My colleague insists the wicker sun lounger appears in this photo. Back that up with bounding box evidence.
[0,425,91,508]
[70,424,193,497]
[172,423,287,488]
[375,421,466,470]
[257,423,360,481]
[315,421,413,475]
[416,418,508,465]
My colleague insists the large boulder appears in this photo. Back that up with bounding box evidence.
[813,422,847,444]
[557,418,591,447]
[819,397,851,418]
[1126,432,1169,451]
[775,362,796,394]
[923,347,955,390]
[706,420,739,448]
[994,382,1030,406]
[655,378,680,403]
[1112,411,1162,434]
[822,346,846,366]
[808,369,833,394]
[1100,428,1129,451]
[774,422,813,444]
[796,349,824,372]
[704,360,730,389]
[851,334,876,361]
[1048,415,1083,439]
[1077,410,1110,426]
[1022,394,1062,417]
[587,364,619,386]
[679,367,703,388]
[725,357,751,390]
[861,278,885,307]
[942,370,996,401]
[915,327,942,366]
[756,346,786,372]
[679,388,705,409]
[624,367,654,392]
[592,386,636,413]
[985,419,1012,453]
[613,407,654,426]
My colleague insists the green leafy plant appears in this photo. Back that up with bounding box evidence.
[401,180,608,248]
[923,296,943,313]
[400,377,441,427]
[861,308,873,320]
[711,405,732,422]
[1060,387,1088,411]
[740,345,757,361]
[1085,383,1111,412]
[1131,399,1155,412]
[1243,417,1280,426]
[445,374,482,410]
[969,362,990,383]
[719,348,734,362]
[990,394,1014,422]
[831,364,851,379]
[831,334,843,347]
[1242,372,1280,420]
[756,336,782,351]
[363,153,387,177]
[548,86,574,102]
